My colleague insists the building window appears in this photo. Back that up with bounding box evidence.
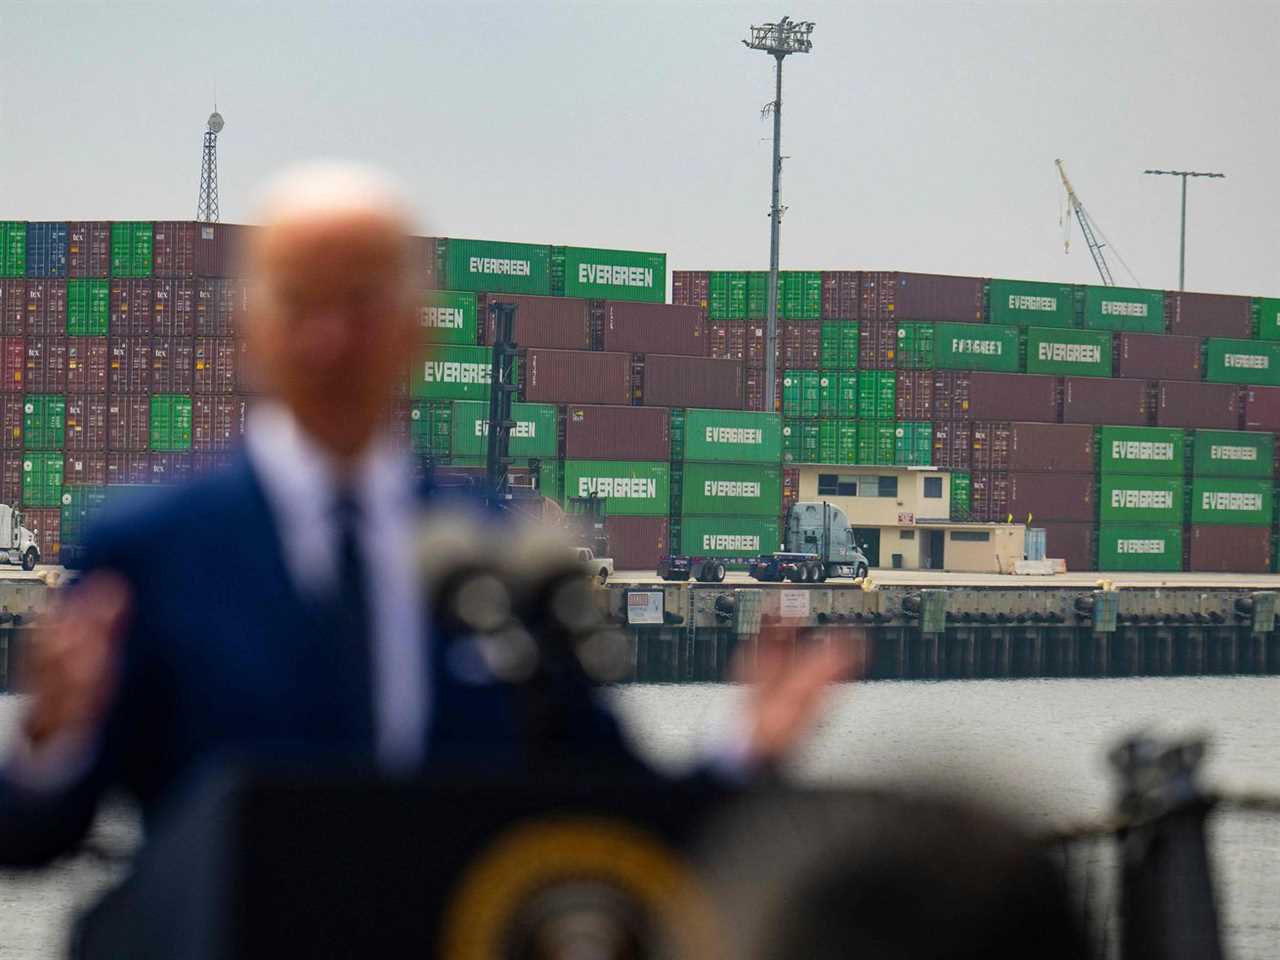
[817,474,838,495]
[899,529,916,540]
[951,530,991,542]
[837,479,857,496]
[878,476,898,498]
[924,476,943,499]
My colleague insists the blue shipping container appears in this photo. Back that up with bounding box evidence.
[25,222,68,278]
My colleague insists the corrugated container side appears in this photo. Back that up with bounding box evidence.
[67,222,110,278]
[0,396,20,449]
[0,338,23,393]
[1009,472,1095,522]
[967,373,1058,422]
[782,320,822,368]
[0,280,25,336]
[1242,386,1280,432]
[894,370,934,421]
[671,271,709,311]
[407,236,439,290]
[522,349,631,406]
[988,278,1076,328]
[968,471,1011,522]
[1203,338,1280,386]
[931,421,972,470]
[64,452,107,486]
[1099,476,1184,524]
[1097,426,1185,476]
[892,272,985,323]
[24,337,68,394]
[25,506,61,563]
[66,337,108,394]
[107,337,150,395]
[151,221,197,279]
[109,279,153,337]
[192,451,237,475]
[1156,381,1241,430]
[65,396,108,452]
[600,301,705,357]
[857,320,897,370]
[480,294,591,351]
[149,453,193,485]
[642,355,742,409]
[1166,290,1253,339]
[604,516,668,570]
[1039,521,1096,571]
[193,337,237,395]
[678,462,781,517]
[24,279,68,337]
[930,371,970,420]
[192,397,246,451]
[1256,297,1280,341]
[678,409,781,463]
[152,280,197,337]
[150,337,195,394]
[106,452,152,485]
[1009,423,1094,473]
[1097,524,1183,571]
[562,247,664,303]
[1189,477,1271,526]
[561,459,669,516]
[24,223,68,278]
[195,279,234,337]
[970,422,1012,473]
[563,404,669,461]
[932,322,1020,372]
[193,223,252,278]
[1187,525,1270,573]
[446,400,557,459]
[107,397,150,452]
[1024,326,1113,378]
[1190,430,1273,478]
[675,515,782,559]
[442,238,551,296]
[708,321,745,361]
[744,367,782,413]
[1061,377,1149,426]
[1082,286,1165,333]
[820,271,858,319]
[0,453,19,504]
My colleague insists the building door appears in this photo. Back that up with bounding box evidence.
[852,528,880,567]
[927,530,945,570]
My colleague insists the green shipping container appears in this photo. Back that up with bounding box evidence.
[1099,476,1184,525]
[441,238,551,296]
[678,409,781,463]
[932,322,1020,372]
[562,247,665,302]
[23,395,65,450]
[60,486,108,548]
[988,278,1076,328]
[448,400,557,459]
[1097,525,1183,572]
[677,515,781,559]
[781,271,822,320]
[783,371,821,418]
[562,460,668,516]
[411,345,516,401]
[1097,426,1185,476]
[1191,430,1274,478]
[857,421,897,466]
[894,422,933,466]
[1189,477,1272,526]
[409,402,451,455]
[1256,297,1280,341]
[110,221,153,277]
[782,420,820,464]
[420,290,478,345]
[895,323,935,370]
[818,420,838,464]
[150,394,193,451]
[950,471,972,518]
[819,322,859,369]
[0,222,26,277]
[22,453,63,507]
[818,373,858,418]
[836,421,858,464]
[66,279,110,336]
[1082,286,1165,333]
[678,462,781,517]
[1203,338,1280,387]
[746,272,768,320]
[1024,326,1113,378]
[856,371,897,420]
[708,271,748,320]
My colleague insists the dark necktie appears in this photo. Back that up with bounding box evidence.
[331,490,375,748]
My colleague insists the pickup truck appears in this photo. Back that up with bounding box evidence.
[575,547,614,584]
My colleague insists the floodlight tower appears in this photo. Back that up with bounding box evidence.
[1143,168,1224,291]
[197,109,225,223]
[744,16,814,414]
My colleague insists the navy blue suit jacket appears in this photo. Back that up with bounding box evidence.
[0,453,642,865]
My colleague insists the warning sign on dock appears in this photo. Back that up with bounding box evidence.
[626,590,665,625]
[779,590,810,620]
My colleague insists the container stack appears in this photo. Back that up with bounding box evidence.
[1185,429,1273,572]
[1096,426,1186,573]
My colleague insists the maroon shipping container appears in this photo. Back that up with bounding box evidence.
[782,321,821,368]
[931,421,972,470]
[1187,525,1270,574]
[858,271,896,321]
[604,517,669,571]
[821,271,859,320]
[194,222,251,278]
[107,397,150,452]
[708,322,745,361]
[193,337,237,395]
[1039,522,1096,572]
[1156,381,1240,430]
[152,222,197,279]
[66,337,108,394]
[24,280,67,337]
[1113,332,1202,381]
[522,349,632,406]
[64,452,107,487]
[1243,386,1280,432]
[0,397,20,450]
[744,323,767,367]
[0,338,23,394]
[407,236,438,289]
[107,453,151,484]
[895,370,934,421]
[967,373,1059,423]
[1009,472,1095,523]
[25,337,67,393]
[891,273,985,323]
[642,355,743,410]
[563,404,668,461]
[151,337,195,394]
[601,302,705,358]
[969,471,1010,522]
[1061,377,1149,427]
[970,422,1011,473]
[192,451,236,475]
[192,397,246,451]
[0,454,19,505]
[481,294,591,351]
[152,280,197,337]
[195,279,235,337]
[671,271,709,311]
[110,279,153,337]
[0,280,25,336]
[745,366,782,413]
[1008,422,1095,472]
[931,372,971,420]
[67,222,110,278]
[857,320,897,370]
[783,468,799,512]
[25,507,60,564]
[108,337,151,394]
[1166,290,1252,339]
[65,396,108,452]
[150,453,193,485]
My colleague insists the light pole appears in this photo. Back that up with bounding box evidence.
[744,17,814,413]
[1143,169,1224,291]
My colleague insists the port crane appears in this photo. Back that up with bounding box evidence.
[1055,159,1139,287]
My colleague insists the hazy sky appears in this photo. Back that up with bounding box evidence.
[2,1,1276,296]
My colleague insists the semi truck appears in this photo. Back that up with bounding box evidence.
[658,500,870,583]
[0,505,41,571]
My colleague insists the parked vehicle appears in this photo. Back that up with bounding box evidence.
[0,506,41,571]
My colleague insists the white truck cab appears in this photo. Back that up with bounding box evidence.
[0,505,41,571]
[574,547,614,584]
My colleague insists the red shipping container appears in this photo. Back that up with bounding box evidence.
[0,397,20,450]
[600,302,705,358]
[744,323,768,367]
[1242,386,1280,432]
[192,397,246,451]
[969,471,1010,522]
[820,271,858,320]
[110,279,153,337]
[0,454,19,505]
[1062,377,1149,426]
[25,507,60,564]
[107,452,151,484]
[970,422,1012,473]
[1166,290,1252,339]
[857,320,897,370]
[25,337,67,393]
[406,236,438,289]
[24,280,67,337]
[931,421,972,470]
[522,349,632,406]
[858,271,896,321]
[895,370,934,421]
[745,366,782,413]
[783,467,800,512]
[480,294,591,351]
[67,222,110,278]
[107,397,150,452]
[194,223,251,278]
[782,321,821,368]
[1039,522,1096,572]
[235,337,261,394]
[152,222,198,279]
[0,338,23,394]
[1009,472,1095,523]
[1156,381,1240,430]
[150,453,193,485]
[1187,525,1270,573]
[708,322,746,361]
[564,404,668,461]
[195,279,235,337]
[66,337,108,394]
[151,337,195,394]
[65,396,108,452]
[1113,332,1202,381]
[64,452,108,487]
[192,451,237,475]
[0,280,25,336]
[671,271,709,311]
[1009,422,1094,473]
[193,337,237,395]
[108,337,151,394]
[604,516,669,571]
[967,373,1058,423]
[891,272,985,323]
[152,279,198,337]
[931,371,971,420]
[642,354,743,409]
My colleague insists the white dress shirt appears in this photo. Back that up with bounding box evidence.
[244,403,428,771]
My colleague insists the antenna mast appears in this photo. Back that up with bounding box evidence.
[197,108,225,223]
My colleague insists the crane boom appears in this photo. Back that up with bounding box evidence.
[1056,159,1117,286]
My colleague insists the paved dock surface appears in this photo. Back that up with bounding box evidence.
[610,570,1280,589]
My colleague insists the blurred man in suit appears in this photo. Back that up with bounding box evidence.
[0,164,852,865]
